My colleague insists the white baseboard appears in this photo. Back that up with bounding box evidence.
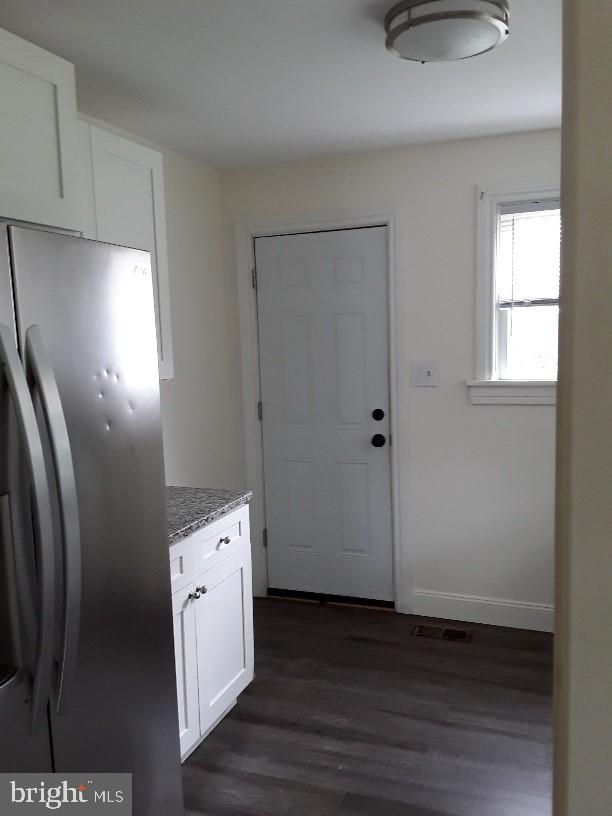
[411,589,554,632]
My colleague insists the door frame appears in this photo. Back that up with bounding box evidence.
[235,208,410,612]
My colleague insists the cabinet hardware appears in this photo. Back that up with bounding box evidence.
[219,536,231,545]
[188,590,201,601]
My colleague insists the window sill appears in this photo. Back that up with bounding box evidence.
[466,380,557,405]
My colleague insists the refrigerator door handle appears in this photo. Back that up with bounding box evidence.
[0,324,55,734]
[25,325,81,715]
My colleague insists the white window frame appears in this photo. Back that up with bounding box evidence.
[468,186,560,405]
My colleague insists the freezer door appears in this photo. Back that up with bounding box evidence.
[0,228,54,771]
[9,227,183,816]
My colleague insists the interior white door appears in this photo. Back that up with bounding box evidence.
[256,226,393,601]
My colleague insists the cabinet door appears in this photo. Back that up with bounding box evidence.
[76,120,97,240]
[172,587,200,758]
[194,544,254,736]
[89,125,174,379]
[0,27,82,229]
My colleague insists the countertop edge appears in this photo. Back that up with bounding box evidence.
[168,491,253,547]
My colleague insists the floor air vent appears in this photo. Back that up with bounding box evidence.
[412,624,473,643]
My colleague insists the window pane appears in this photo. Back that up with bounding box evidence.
[500,305,559,380]
[497,208,561,301]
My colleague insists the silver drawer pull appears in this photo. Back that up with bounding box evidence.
[219,536,231,546]
[196,585,208,595]
[188,590,201,601]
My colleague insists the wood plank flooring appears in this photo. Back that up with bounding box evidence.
[183,598,553,816]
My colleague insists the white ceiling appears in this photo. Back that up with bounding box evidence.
[0,0,561,167]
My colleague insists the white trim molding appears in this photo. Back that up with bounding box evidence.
[474,184,560,403]
[467,380,557,405]
[234,207,411,612]
[412,589,554,632]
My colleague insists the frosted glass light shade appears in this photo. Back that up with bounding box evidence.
[385,0,510,62]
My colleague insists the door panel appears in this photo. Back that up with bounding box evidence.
[9,228,183,815]
[256,227,393,600]
[195,545,254,736]
[0,28,82,230]
[90,126,173,379]
[338,461,370,555]
[172,586,199,758]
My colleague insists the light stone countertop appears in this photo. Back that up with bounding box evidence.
[167,486,252,546]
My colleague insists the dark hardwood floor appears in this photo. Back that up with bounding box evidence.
[183,598,553,816]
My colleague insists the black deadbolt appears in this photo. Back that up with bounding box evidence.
[372,408,385,421]
[371,434,386,448]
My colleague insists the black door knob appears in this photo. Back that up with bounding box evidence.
[372,408,385,421]
[371,434,386,448]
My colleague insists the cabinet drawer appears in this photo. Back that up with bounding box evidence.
[190,505,250,576]
[169,504,251,590]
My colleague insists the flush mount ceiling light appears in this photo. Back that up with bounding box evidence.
[385,0,510,63]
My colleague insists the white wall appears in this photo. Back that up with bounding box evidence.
[158,149,243,488]
[84,119,560,630]
[555,0,612,811]
[221,129,561,629]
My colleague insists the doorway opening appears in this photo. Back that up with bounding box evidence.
[236,213,406,610]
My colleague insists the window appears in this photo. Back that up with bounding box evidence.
[470,187,561,405]
[496,202,561,380]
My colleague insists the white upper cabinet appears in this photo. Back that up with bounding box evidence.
[0,26,174,378]
[0,27,83,230]
[89,125,174,379]
[76,120,98,240]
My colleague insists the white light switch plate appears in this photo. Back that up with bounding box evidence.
[410,362,440,387]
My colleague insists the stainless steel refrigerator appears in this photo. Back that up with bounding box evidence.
[0,225,184,815]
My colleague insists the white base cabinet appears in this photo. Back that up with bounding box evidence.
[170,505,254,761]
[172,587,200,757]
[195,546,254,737]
